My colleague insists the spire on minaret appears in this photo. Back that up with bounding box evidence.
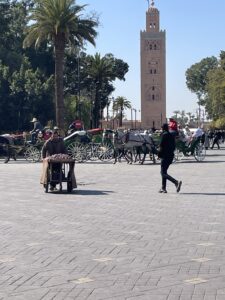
[146,0,155,8]
[146,0,159,32]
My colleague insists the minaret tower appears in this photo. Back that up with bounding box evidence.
[140,0,166,129]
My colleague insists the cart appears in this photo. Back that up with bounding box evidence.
[174,136,206,162]
[42,157,76,193]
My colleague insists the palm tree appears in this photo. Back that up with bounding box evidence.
[173,110,180,120]
[23,0,98,131]
[85,53,114,128]
[113,96,131,127]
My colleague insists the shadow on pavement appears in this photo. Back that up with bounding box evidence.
[76,189,114,196]
[181,192,225,196]
[51,189,114,196]
[205,153,225,157]
[176,160,225,164]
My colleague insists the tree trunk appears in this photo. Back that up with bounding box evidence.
[92,89,100,128]
[119,108,123,127]
[54,34,65,132]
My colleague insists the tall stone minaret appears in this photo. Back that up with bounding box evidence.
[140,0,166,129]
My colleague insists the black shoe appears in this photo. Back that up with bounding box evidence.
[159,189,167,193]
[176,181,182,193]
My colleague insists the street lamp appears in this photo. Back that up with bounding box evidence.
[133,108,137,129]
[198,104,201,127]
[77,52,80,110]
[106,99,110,128]
[77,50,83,121]
[130,108,133,129]
[108,96,114,129]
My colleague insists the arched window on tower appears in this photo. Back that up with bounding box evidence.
[145,86,161,102]
[148,60,159,74]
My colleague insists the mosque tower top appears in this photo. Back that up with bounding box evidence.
[146,0,160,32]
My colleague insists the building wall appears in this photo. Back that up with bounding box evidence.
[140,5,166,129]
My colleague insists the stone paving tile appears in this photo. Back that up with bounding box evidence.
[0,147,225,299]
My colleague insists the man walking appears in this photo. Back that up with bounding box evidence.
[158,123,182,193]
[211,130,221,149]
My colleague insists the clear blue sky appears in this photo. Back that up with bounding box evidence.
[78,0,225,120]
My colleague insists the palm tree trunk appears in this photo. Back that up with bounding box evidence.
[55,34,65,132]
[93,89,101,128]
[119,107,123,127]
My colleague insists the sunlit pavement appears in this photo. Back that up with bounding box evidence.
[0,146,225,300]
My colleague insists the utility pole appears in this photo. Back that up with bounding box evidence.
[133,108,137,129]
[131,108,133,129]
[77,50,81,120]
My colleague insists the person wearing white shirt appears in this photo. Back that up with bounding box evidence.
[192,127,203,138]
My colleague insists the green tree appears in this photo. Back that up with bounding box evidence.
[206,67,225,121]
[9,56,54,129]
[64,94,91,129]
[185,56,218,106]
[113,96,131,127]
[0,1,57,132]
[203,52,225,125]
[0,61,12,132]
[80,53,129,128]
[23,0,98,131]
[0,0,28,69]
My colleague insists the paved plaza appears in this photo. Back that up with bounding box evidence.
[0,146,225,300]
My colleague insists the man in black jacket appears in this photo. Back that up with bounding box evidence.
[158,123,182,193]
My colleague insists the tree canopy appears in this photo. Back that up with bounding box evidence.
[185,56,218,105]
[23,0,98,131]
[185,53,225,127]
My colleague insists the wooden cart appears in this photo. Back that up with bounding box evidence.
[43,158,76,193]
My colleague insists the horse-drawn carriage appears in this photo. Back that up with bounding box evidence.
[64,128,114,162]
[112,129,158,164]
[174,136,206,162]
[0,133,44,163]
[151,130,206,163]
